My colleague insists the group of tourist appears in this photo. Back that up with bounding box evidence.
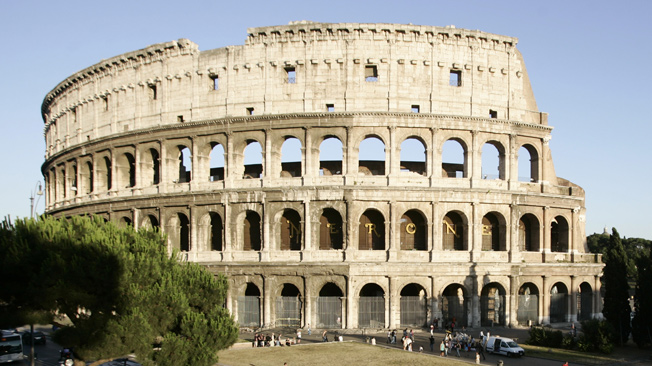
[252,332,297,347]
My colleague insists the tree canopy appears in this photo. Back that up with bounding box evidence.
[601,228,632,346]
[0,215,237,366]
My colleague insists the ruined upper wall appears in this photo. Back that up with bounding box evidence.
[41,22,544,158]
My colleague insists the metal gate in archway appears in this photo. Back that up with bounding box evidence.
[237,296,260,327]
[275,297,302,327]
[517,294,538,325]
[316,296,342,328]
[400,296,427,327]
[359,297,385,328]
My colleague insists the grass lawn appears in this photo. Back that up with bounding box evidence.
[217,342,470,366]
[521,344,625,365]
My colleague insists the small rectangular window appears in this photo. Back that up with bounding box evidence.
[71,107,77,123]
[449,70,462,87]
[365,65,378,82]
[177,115,184,122]
[148,84,157,100]
[411,105,420,113]
[326,104,335,112]
[246,107,254,115]
[285,67,296,84]
[102,96,109,111]
[211,75,219,90]
[489,110,498,118]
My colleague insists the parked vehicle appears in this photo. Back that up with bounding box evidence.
[58,348,74,366]
[485,336,525,357]
[22,331,46,345]
[0,330,24,364]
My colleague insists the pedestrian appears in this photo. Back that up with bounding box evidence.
[409,329,414,341]
[387,330,391,343]
[430,324,435,335]
[455,340,461,357]
[391,329,397,344]
[440,340,445,356]
[307,324,311,336]
[296,329,301,344]
[429,335,435,352]
[477,341,486,360]
[322,330,328,342]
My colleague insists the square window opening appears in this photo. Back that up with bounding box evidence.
[211,75,219,90]
[285,67,296,84]
[449,70,462,87]
[326,104,335,112]
[489,109,498,118]
[148,84,157,100]
[365,65,378,82]
[246,107,254,115]
[411,105,420,113]
[102,96,109,111]
[177,115,184,122]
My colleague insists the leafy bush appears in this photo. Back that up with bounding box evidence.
[527,326,563,348]
[579,319,614,354]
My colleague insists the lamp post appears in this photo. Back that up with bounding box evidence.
[29,181,43,218]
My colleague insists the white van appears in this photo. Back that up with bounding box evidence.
[485,336,525,357]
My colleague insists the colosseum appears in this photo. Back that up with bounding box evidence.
[40,21,603,330]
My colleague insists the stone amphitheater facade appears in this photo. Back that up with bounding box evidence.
[40,21,603,330]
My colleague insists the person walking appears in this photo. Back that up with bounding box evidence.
[477,340,486,360]
[429,335,435,352]
[440,340,446,356]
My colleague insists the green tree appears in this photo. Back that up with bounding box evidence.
[601,228,631,345]
[0,216,237,366]
[632,246,652,348]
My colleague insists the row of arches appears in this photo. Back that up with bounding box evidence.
[45,131,542,204]
[234,280,595,329]
[157,208,570,254]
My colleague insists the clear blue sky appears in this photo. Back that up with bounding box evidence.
[1,0,650,239]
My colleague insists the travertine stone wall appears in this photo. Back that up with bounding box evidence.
[40,22,602,330]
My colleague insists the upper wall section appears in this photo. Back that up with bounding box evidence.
[41,22,545,159]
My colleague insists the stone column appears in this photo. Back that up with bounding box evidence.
[507,275,516,327]
[263,276,272,328]
[346,275,354,328]
[470,130,480,180]
[570,275,577,322]
[223,199,232,258]
[389,200,398,261]
[159,141,168,193]
[542,275,549,324]
[302,199,312,260]
[224,132,234,189]
[542,206,551,255]
[303,276,311,329]
[262,197,270,261]
[471,201,481,259]
[594,275,602,319]
[389,276,398,329]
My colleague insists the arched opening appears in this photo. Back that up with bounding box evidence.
[358,136,385,176]
[400,138,426,176]
[442,284,467,327]
[481,283,506,326]
[83,161,93,194]
[119,216,132,227]
[317,283,344,328]
[550,283,569,323]
[578,282,593,321]
[71,165,78,195]
[319,208,343,250]
[442,211,466,250]
[177,146,192,183]
[517,283,539,325]
[209,143,225,182]
[400,283,427,327]
[319,137,343,176]
[551,216,569,252]
[400,210,427,251]
[276,284,301,327]
[98,156,112,191]
[519,214,540,252]
[481,141,505,180]
[280,209,302,250]
[243,140,263,179]
[150,149,160,185]
[518,144,540,182]
[142,214,159,230]
[359,209,385,250]
[359,283,385,328]
[117,152,136,188]
[243,211,261,251]
[481,212,504,251]
[209,212,223,251]
[238,283,261,327]
[281,137,302,177]
[168,213,190,252]
[441,139,466,178]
